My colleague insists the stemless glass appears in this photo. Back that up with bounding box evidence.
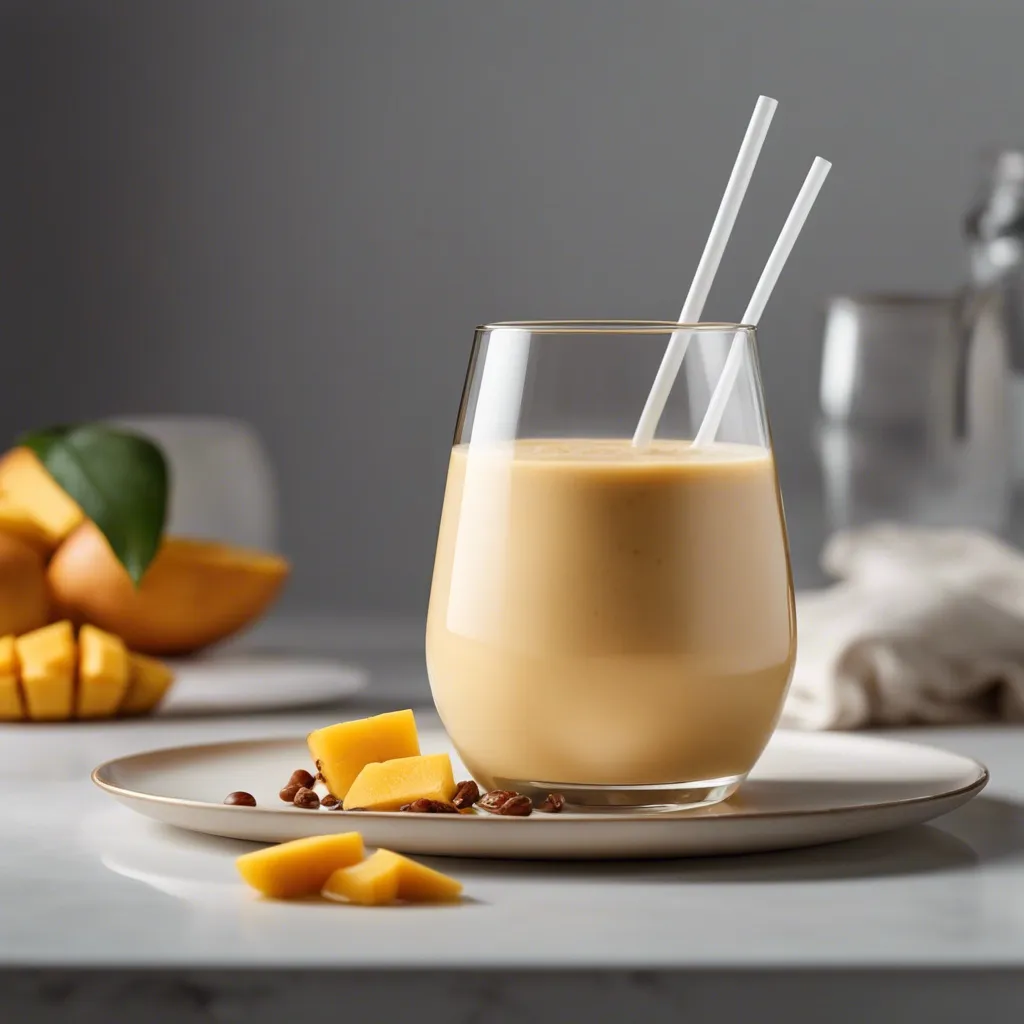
[426,322,796,811]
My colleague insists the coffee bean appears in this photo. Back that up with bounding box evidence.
[537,793,565,813]
[479,790,533,816]
[287,769,315,790]
[224,791,256,807]
[320,794,339,808]
[477,789,516,812]
[279,784,301,803]
[400,799,459,813]
[452,780,480,809]
[495,794,532,816]
[293,787,320,810]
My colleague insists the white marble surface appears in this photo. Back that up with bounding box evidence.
[3,619,1024,1020]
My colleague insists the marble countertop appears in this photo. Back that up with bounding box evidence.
[4,622,1024,1022]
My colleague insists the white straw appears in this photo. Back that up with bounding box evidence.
[693,156,832,447]
[632,95,778,447]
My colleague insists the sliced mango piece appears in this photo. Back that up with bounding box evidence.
[343,753,455,811]
[321,851,400,906]
[48,523,290,655]
[0,448,83,547]
[393,850,464,903]
[0,532,49,638]
[77,625,129,719]
[308,710,420,800]
[0,635,23,721]
[0,498,57,556]
[236,833,365,899]
[16,620,75,721]
[322,849,463,906]
[120,653,174,715]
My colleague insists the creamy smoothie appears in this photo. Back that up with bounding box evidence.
[426,439,796,791]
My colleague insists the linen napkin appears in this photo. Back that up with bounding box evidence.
[781,523,1024,729]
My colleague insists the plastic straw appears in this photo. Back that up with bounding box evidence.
[632,95,778,447]
[692,156,832,446]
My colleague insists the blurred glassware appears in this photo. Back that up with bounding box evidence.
[106,416,278,551]
[965,148,1024,486]
[816,291,1011,533]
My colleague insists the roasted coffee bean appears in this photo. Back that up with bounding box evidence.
[477,789,517,811]
[493,794,532,816]
[479,790,532,816]
[537,793,565,813]
[320,794,339,808]
[399,799,459,813]
[224,791,256,807]
[279,784,301,803]
[293,787,320,810]
[287,769,316,790]
[326,801,346,811]
[452,780,480,810]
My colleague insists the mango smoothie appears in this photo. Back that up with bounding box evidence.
[426,438,796,794]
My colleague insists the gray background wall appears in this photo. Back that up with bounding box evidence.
[0,0,1015,612]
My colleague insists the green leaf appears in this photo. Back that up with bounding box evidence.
[19,424,169,586]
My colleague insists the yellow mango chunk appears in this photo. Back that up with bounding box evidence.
[322,849,463,906]
[120,653,174,715]
[343,753,455,811]
[0,448,83,547]
[16,621,75,721]
[77,625,129,719]
[236,833,365,899]
[321,851,400,906]
[0,499,56,556]
[308,710,420,800]
[0,635,23,721]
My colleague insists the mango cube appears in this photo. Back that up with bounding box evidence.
[16,621,75,721]
[0,635,23,721]
[0,448,83,547]
[77,624,129,719]
[0,499,55,556]
[120,653,174,715]
[236,832,365,899]
[321,851,400,906]
[343,753,456,811]
[322,849,463,906]
[308,710,420,800]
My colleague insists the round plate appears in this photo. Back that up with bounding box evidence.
[157,654,367,716]
[92,730,988,859]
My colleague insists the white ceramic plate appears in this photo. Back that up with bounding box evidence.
[92,730,987,860]
[157,654,367,716]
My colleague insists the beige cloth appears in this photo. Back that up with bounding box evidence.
[781,524,1024,729]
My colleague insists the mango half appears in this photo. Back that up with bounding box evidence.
[47,522,290,655]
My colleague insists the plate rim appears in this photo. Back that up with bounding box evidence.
[91,731,990,825]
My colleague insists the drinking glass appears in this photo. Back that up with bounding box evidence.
[426,322,796,812]
[107,416,278,550]
[815,293,1011,533]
